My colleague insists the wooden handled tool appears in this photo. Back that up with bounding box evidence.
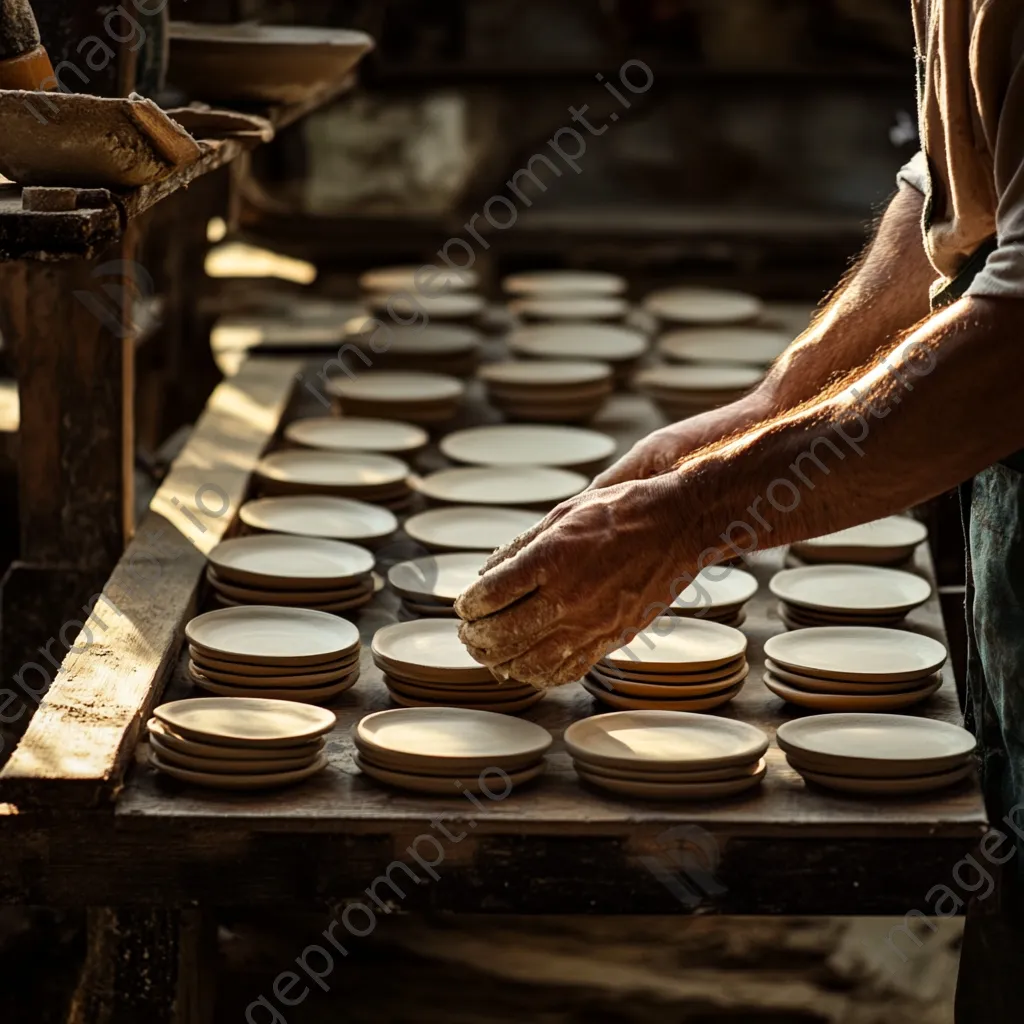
[0,0,56,90]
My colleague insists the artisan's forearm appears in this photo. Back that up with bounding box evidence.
[678,295,1024,562]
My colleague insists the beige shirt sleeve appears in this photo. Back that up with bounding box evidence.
[896,150,929,197]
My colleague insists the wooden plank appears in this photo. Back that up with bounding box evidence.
[0,357,300,808]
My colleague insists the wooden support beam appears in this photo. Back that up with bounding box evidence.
[0,357,299,807]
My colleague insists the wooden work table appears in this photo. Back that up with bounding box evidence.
[0,357,988,920]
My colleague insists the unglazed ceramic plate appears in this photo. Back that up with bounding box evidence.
[365,292,485,320]
[239,495,397,542]
[595,654,746,684]
[502,270,626,297]
[576,762,766,800]
[775,713,976,777]
[763,628,946,681]
[191,648,358,677]
[634,364,764,393]
[154,697,336,747]
[763,672,941,711]
[479,359,612,388]
[371,619,487,677]
[151,751,329,788]
[185,606,359,665]
[355,754,543,794]
[190,669,358,703]
[414,465,586,506]
[508,324,647,362]
[440,424,615,468]
[387,688,544,715]
[563,710,769,771]
[344,318,482,354]
[603,617,747,672]
[207,534,374,588]
[588,663,748,699]
[792,516,928,556]
[355,706,552,768]
[358,265,478,293]
[402,505,542,552]
[583,679,743,711]
[788,759,973,795]
[643,287,763,325]
[572,756,765,784]
[256,450,409,491]
[188,657,356,688]
[387,552,488,602]
[284,417,428,453]
[149,733,321,774]
[326,371,465,404]
[764,660,941,695]
[510,296,628,321]
[770,565,932,615]
[384,674,536,704]
[147,717,325,759]
[670,567,758,615]
[657,326,791,366]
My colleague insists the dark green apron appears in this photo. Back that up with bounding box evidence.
[933,242,1024,1022]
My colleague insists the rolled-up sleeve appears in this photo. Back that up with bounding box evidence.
[897,150,929,196]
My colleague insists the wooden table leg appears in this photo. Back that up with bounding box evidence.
[67,908,216,1024]
[0,237,136,682]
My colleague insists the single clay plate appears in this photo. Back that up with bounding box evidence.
[414,466,587,506]
[327,371,464,404]
[388,552,488,602]
[643,287,763,325]
[345,319,482,355]
[154,697,336,748]
[146,718,324,760]
[355,706,552,769]
[789,759,974,795]
[355,754,543,795]
[207,534,374,588]
[285,417,428,453]
[576,762,766,800]
[440,424,616,468]
[359,266,478,292]
[769,565,931,614]
[658,327,791,366]
[256,450,410,491]
[185,606,359,666]
[403,506,542,552]
[563,711,769,771]
[371,619,488,677]
[574,756,765,784]
[670,567,758,615]
[508,324,647,362]
[502,270,626,297]
[151,751,330,789]
[239,496,397,542]
[792,515,928,555]
[763,627,945,685]
[366,292,484,320]
[775,713,976,777]
[479,360,612,388]
[603,617,747,672]
[510,296,627,321]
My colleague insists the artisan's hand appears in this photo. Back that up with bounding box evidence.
[455,473,697,687]
[589,422,698,489]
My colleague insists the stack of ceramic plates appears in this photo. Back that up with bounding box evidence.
[372,619,544,713]
[255,450,413,510]
[358,265,478,293]
[414,465,587,509]
[239,496,398,547]
[643,287,763,327]
[762,626,947,711]
[668,566,758,626]
[657,326,790,367]
[184,607,361,703]
[387,551,488,619]
[508,324,648,386]
[634,364,764,418]
[147,697,335,788]
[326,371,466,426]
[509,295,628,323]
[478,360,613,422]
[790,516,928,566]
[565,711,769,800]
[770,565,931,629]
[284,416,428,456]
[403,505,542,552]
[354,706,551,794]
[440,424,616,473]
[365,291,485,323]
[342,319,482,377]
[206,535,376,613]
[585,617,748,711]
[777,713,976,795]
[502,270,626,298]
